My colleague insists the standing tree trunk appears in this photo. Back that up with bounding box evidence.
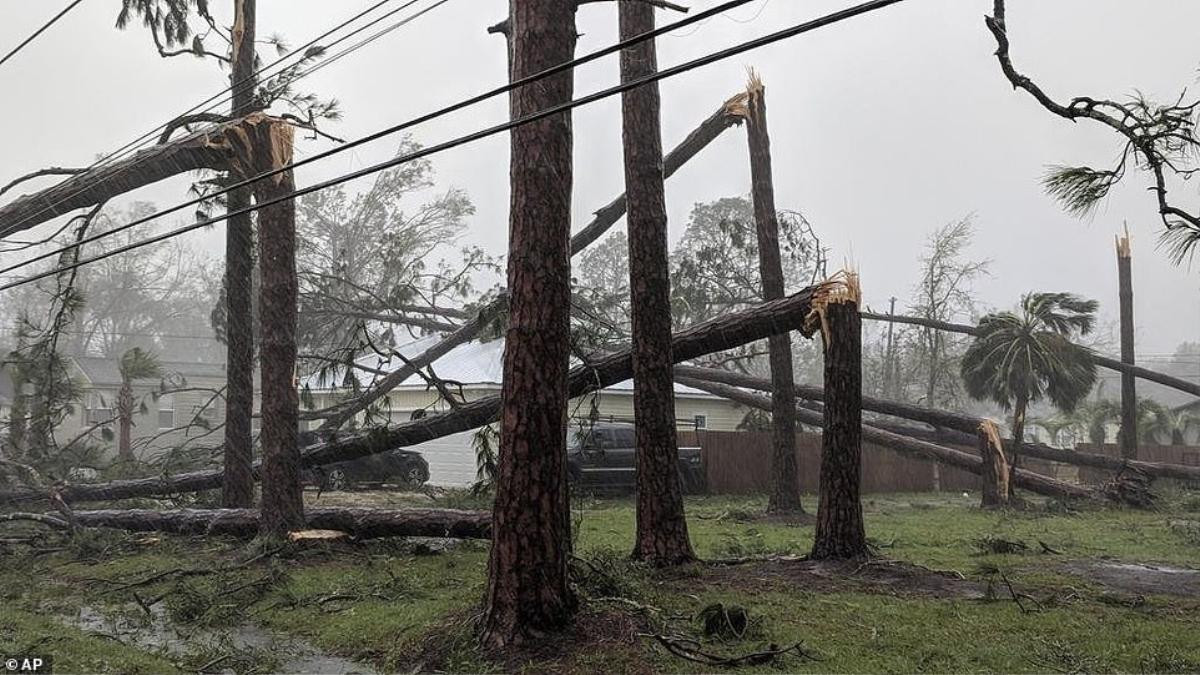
[253,120,302,537]
[1116,231,1137,460]
[977,419,1009,508]
[223,0,257,508]
[8,365,28,459]
[741,73,803,514]
[117,382,134,462]
[482,0,578,649]
[810,279,868,560]
[620,2,695,567]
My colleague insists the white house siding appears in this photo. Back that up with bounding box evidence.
[306,386,747,488]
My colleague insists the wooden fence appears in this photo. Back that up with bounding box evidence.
[1075,444,1200,486]
[699,430,1059,495]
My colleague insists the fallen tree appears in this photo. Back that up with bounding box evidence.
[0,115,264,237]
[1,507,490,539]
[1,288,819,506]
[675,376,1144,504]
[861,311,1200,399]
[314,98,745,430]
[676,364,1200,483]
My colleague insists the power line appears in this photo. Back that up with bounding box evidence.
[0,0,766,278]
[1,0,423,238]
[0,0,87,69]
[0,0,910,293]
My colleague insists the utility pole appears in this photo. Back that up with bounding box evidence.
[1117,227,1137,460]
[222,0,256,508]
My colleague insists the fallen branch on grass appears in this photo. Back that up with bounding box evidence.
[641,633,819,667]
[1,289,819,506]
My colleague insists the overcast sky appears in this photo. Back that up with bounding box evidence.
[3,0,1200,375]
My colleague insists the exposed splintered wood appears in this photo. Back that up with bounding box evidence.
[0,116,269,237]
[620,1,695,566]
[737,70,803,515]
[674,376,1118,504]
[315,100,742,432]
[0,290,819,507]
[674,364,1200,483]
[1116,228,1137,460]
[809,277,870,560]
[9,507,490,539]
[482,0,580,648]
[978,420,1010,508]
[254,120,304,537]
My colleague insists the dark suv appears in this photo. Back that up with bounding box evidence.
[566,422,704,493]
[307,449,430,491]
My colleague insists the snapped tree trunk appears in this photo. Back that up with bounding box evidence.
[740,73,803,515]
[0,291,819,507]
[482,0,578,648]
[253,120,303,537]
[620,1,694,567]
[978,420,1009,508]
[314,100,743,432]
[1117,232,1137,460]
[810,287,869,560]
[674,375,1140,505]
[222,0,257,509]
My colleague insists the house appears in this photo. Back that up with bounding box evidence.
[300,336,751,487]
[59,356,241,460]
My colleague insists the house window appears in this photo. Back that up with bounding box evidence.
[157,394,175,430]
[694,414,708,430]
[84,392,114,426]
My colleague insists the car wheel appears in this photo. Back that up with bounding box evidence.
[326,468,351,491]
[400,464,427,490]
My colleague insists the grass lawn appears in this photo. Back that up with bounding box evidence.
[2,490,1200,673]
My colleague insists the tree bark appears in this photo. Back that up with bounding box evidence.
[1009,392,1028,500]
[0,119,255,238]
[1117,233,1137,460]
[253,121,303,537]
[482,0,579,648]
[810,298,869,560]
[315,101,743,432]
[675,363,1200,483]
[22,507,490,539]
[673,376,1124,504]
[117,382,134,462]
[978,420,1009,508]
[222,0,257,509]
[620,1,694,567]
[742,74,803,515]
[0,291,819,506]
[860,311,1200,399]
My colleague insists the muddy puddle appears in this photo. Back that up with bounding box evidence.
[1062,560,1200,598]
[63,604,375,674]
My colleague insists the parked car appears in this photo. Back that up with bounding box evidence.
[566,422,704,494]
[306,449,430,491]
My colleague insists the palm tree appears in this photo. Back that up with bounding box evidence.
[1143,404,1197,446]
[116,347,162,462]
[961,292,1099,495]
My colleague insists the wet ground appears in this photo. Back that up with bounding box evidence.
[1061,559,1200,599]
[64,604,375,674]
